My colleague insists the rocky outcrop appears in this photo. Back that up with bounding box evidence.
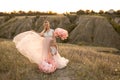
[0,15,120,49]
[0,17,33,38]
[69,15,120,49]
[0,16,70,39]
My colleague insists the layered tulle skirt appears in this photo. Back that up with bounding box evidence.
[13,31,69,73]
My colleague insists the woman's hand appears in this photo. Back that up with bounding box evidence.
[31,30,35,32]
[40,29,46,37]
[40,33,44,37]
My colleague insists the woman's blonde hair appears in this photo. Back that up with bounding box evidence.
[43,20,50,27]
[43,20,50,32]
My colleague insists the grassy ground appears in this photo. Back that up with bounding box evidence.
[0,38,120,80]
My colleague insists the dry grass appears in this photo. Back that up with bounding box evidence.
[0,38,120,80]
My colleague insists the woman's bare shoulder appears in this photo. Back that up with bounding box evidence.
[50,29,54,33]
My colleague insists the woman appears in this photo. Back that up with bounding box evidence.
[13,20,69,73]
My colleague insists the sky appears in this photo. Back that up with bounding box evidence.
[0,0,120,13]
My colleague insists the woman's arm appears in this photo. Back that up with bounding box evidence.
[31,29,35,31]
[40,29,45,37]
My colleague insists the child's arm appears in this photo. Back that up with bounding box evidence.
[54,45,58,55]
[48,48,53,58]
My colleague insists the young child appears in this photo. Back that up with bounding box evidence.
[49,40,58,56]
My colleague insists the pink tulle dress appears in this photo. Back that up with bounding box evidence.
[13,29,69,73]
